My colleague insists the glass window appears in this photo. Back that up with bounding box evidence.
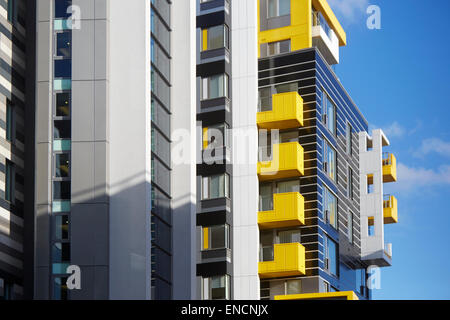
[5,160,14,202]
[54,153,70,178]
[205,25,229,51]
[52,277,69,300]
[323,187,337,229]
[321,90,336,135]
[277,180,300,193]
[268,0,290,18]
[286,280,302,295]
[204,123,229,148]
[56,32,71,58]
[280,130,298,143]
[324,236,338,276]
[54,120,71,139]
[267,39,290,56]
[53,181,71,200]
[278,229,301,244]
[348,167,353,199]
[55,215,69,240]
[202,174,230,200]
[52,242,70,263]
[56,92,71,117]
[54,59,72,78]
[202,74,228,100]
[259,183,273,211]
[204,275,230,300]
[260,230,274,261]
[346,122,352,155]
[203,225,230,250]
[7,0,15,22]
[6,100,14,142]
[55,0,72,19]
[347,211,353,243]
[323,139,336,182]
[258,82,298,111]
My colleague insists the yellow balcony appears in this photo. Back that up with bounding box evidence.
[257,92,303,130]
[259,243,305,279]
[275,291,359,301]
[382,153,397,183]
[368,195,398,225]
[258,192,305,229]
[258,142,304,182]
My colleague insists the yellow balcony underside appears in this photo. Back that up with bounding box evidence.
[275,291,359,301]
[259,243,306,279]
[383,153,397,183]
[368,196,398,225]
[257,92,303,130]
[258,142,304,182]
[258,192,305,229]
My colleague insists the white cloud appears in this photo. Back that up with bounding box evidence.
[414,138,450,159]
[393,163,450,193]
[382,121,405,138]
[327,0,369,22]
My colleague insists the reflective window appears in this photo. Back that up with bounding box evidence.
[52,277,68,300]
[202,74,228,100]
[54,59,72,78]
[204,25,229,51]
[203,275,230,300]
[54,120,71,139]
[202,174,230,200]
[56,92,71,117]
[203,225,230,250]
[267,39,290,57]
[53,181,71,200]
[267,0,290,18]
[56,32,71,58]
[324,236,338,276]
[54,153,70,178]
[278,229,301,244]
[55,215,69,240]
[55,0,72,19]
[323,187,337,229]
[323,139,336,182]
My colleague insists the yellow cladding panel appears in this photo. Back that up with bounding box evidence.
[202,29,208,51]
[203,227,209,250]
[258,142,304,181]
[275,291,359,300]
[259,243,306,279]
[202,127,208,149]
[257,92,304,130]
[312,0,347,46]
[258,192,305,229]
[258,0,312,57]
[383,153,397,183]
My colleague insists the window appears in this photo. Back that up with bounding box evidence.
[367,174,374,194]
[368,217,374,236]
[202,25,229,51]
[324,236,338,276]
[55,0,72,19]
[54,153,70,178]
[202,225,230,250]
[203,275,230,300]
[203,123,229,149]
[56,92,71,117]
[356,269,365,295]
[267,39,290,57]
[52,277,69,300]
[7,0,15,23]
[56,32,71,58]
[267,0,290,18]
[277,179,300,193]
[53,181,71,200]
[5,160,14,203]
[54,120,71,139]
[278,230,301,244]
[323,187,337,229]
[347,167,353,199]
[260,230,274,261]
[54,59,72,78]
[202,174,230,200]
[347,211,353,243]
[6,99,14,142]
[346,122,352,155]
[55,215,69,240]
[201,74,228,100]
[323,139,336,182]
[286,280,302,295]
[320,89,336,135]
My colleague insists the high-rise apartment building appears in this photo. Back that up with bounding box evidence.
[0,0,398,300]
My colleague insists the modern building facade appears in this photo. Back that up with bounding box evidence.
[0,0,397,300]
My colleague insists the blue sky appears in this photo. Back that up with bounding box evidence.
[328,0,450,299]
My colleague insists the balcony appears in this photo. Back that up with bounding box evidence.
[382,153,397,183]
[312,11,340,65]
[258,192,305,229]
[258,142,304,182]
[275,291,359,300]
[257,92,303,130]
[368,195,398,225]
[259,243,306,279]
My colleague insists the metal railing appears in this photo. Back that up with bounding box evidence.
[312,11,333,39]
[383,194,392,208]
[382,152,392,166]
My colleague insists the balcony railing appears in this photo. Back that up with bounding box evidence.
[258,192,305,229]
[257,142,304,181]
[259,243,306,279]
[382,152,397,183]
[383,194,398,224]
